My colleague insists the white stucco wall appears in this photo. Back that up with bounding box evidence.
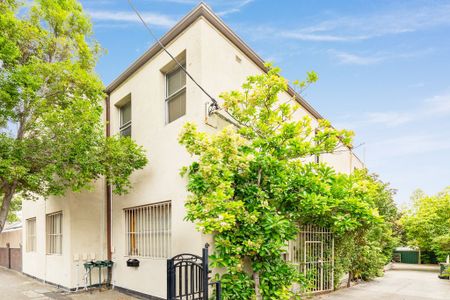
[22,180,105,289]
[22,196,71,287]
[0,228,21,248]
[21,11,365,298]
[108,18,206,298]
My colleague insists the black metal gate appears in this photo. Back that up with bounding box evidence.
[167,244,221,300]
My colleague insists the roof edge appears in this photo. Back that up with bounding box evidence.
[105,3,323,120]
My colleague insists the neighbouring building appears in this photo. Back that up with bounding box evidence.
[21,3,364,298]
[393,247,421,264]
[0,221,22,271]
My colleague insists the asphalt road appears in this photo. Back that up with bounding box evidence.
[1,263,449,299]
[317,263,450,300]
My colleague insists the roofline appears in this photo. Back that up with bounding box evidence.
[105,3,323,120]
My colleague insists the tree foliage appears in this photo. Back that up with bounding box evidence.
[333,172,398,285]
[179,66,394,299]
[0,0,147,233]
[400,188,450,261]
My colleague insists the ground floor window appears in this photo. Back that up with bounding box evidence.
[125,201,171,258]
[26,218,36,252]
[46,212,62,255]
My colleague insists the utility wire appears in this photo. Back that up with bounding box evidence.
[127,0,220,113]
[126,0,357,149]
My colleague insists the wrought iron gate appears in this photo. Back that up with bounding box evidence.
[288,225,334,293]
[167,244,221,300]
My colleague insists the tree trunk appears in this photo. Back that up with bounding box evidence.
[0,183,16,234]
[253,271,262,300]
[347,271,352,288]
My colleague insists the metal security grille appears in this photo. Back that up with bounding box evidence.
[26,218,36,252]
[125,202,171,258]
[46,212,62,255]
[288,225,334,293]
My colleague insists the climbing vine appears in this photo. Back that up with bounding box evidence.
[179,66,396,299]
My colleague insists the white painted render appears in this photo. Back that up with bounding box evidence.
[22,6,364,298]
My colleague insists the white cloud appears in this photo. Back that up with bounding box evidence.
[365,112,414,126]
[145,0,254,16]
[333,52,385,65]
[280,32,369,42]
[424,93,450,115]
[338,90,450,129]
[278,3,450,42]
[88,10,177,28]
[216,0,254,16]
[330,48,434,65]
[369,133,450,158]
[408,82,425,88]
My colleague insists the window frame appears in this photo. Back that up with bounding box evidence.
[46,211,63,255]
[26,217,36,253]
[124,201,172,259]
[165,65,187,124]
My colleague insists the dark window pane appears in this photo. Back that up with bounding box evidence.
[167,67,186,97]
[121,102,131,126]
[168,91,186,123]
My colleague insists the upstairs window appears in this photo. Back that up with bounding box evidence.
[120,101,132,137]
[166,66,186,123]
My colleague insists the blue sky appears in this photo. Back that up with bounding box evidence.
[80,0,450,205]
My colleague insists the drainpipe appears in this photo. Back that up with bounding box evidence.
[105,94,113,281]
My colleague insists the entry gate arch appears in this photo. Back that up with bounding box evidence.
[167,244,221,300]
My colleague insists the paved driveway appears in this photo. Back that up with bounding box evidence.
[0,267,137,300]
[317,264,450,300]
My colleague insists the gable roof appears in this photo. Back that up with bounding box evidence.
[2,221,22,232]
[105,2,323,120]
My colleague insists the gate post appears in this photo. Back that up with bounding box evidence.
[202,244,209,300]
[215,281,222,300]
[167,258,174,300]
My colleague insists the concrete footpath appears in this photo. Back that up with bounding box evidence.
[0,267,138,299]
[317,263,450,300]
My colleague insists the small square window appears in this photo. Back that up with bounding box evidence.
[166,66,186,123]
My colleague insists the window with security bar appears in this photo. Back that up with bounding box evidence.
[125,202,171,258]
[46,212,62,255]
[26,218,36,252]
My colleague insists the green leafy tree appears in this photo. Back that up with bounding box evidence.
[333,171,398,286]
[0,195,21,223]
[179,66,385,299]
[401,187,450,261]
[0,0,148,233]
